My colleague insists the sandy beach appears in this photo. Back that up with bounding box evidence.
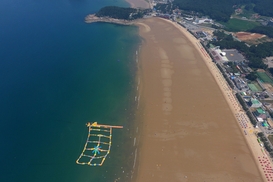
[134,17,265,181]
[125,0,150,9]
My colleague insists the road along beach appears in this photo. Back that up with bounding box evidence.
[134,17,264,182]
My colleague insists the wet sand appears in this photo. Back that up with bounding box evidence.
[135,17,263,182]
[125,0,150,9]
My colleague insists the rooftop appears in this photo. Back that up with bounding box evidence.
[211,48,228,61]
[256,108,266,114]
[222,49,245,62]
[251,98,261,105]
[262,121,269,127]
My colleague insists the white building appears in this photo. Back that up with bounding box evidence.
[193,18,212,24]
[210,46,228,62]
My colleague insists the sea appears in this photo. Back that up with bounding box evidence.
[0,0,140,181]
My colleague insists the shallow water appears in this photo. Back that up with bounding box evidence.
[0,0,140,181]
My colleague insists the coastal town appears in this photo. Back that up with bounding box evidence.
[154,1,273,180]
[165,3,273,155]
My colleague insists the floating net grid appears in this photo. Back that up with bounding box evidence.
[76,122,123,166]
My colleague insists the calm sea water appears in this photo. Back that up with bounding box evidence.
[0,0,140,181]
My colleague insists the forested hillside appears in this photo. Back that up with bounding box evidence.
[173,0,273,22]
[253,0,273,17]
[95,6,144,20]
[249,26,273,38]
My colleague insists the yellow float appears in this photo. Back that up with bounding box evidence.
[76,122,123,166]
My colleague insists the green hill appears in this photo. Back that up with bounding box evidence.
[95,6,145,20]
[173,0,273,22]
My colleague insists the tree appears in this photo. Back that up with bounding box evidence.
[245,72,257,81]
[95,6,144,20]
[253,0,273,17]
[213,31,226,41]
[269,68,273,76]
[211,32,273,70]
[248,26,273,38]
[244,3,254,11]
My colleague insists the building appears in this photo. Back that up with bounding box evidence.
[248,98,263,108]
[253,108,267,120]
[195,31,206,39]
[193,17,212,24]
[210,46,228,62]
[222,49,245,62]
[233,77,248,90]
[262,121,270,128]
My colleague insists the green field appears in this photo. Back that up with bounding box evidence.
[257,71,273,84]
[248,82,263,92]
[221,18,259,32]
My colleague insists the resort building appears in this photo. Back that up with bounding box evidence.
[253,108,267,120]
[248,98,263,108]
[210,46,228,62]
[193,17,212,24]
[232,77,248,91]
[262,121,270,128]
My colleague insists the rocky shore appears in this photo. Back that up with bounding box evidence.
[85,14,135,25]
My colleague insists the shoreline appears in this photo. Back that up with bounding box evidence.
[131,47,144,181]
[165,18,273,181]
[134,17,264,181]
[84,12,272,180]
[124,0,151,9]
[84,0,151,25]
[83,0,273,179]
[85,14,134,25]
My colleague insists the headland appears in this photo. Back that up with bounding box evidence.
[85,6,150,25]
[85,14,134,25]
